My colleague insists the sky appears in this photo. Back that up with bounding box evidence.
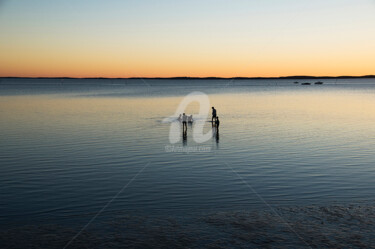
[0,0,374,78]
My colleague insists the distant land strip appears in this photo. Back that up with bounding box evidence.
[0,75,374,80]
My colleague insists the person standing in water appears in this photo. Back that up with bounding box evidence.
[182,113,187,132]
[215,116,220,130]
[188,115,193,123]
[212,107,217,123]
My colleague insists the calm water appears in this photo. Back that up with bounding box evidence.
[1,78,375,247]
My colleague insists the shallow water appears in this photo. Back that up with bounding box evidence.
[1,78,375,247]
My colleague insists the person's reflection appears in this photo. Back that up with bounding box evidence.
[212,125,219,144]
[211,116,220,143]
[182,128,187,146]
[215,128,219,143]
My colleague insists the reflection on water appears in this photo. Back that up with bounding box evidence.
[1,79,375,246]
[212,125,219,145]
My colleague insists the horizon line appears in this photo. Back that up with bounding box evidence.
[1,75,374,80]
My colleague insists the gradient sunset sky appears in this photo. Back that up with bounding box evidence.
[0,0,374,78]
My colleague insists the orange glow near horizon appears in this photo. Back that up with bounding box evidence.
[0,0,374,78]
[1,44,374,78]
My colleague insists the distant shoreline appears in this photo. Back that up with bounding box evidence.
[0,75,374,80]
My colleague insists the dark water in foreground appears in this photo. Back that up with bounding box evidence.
[1,78,375,248]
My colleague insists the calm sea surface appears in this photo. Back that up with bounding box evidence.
[1,78,375,247]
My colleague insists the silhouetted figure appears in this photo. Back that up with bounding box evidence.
[177,114,182,121]
[212,107,217,123]
[182,113,187,132]
[188,115,193,123]
[188,116,193,128]
[215,116,220,130]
